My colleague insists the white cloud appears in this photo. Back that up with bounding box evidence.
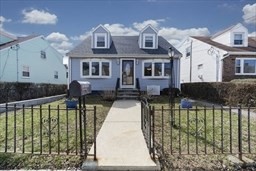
[104,24,138,35]
[249,31,256,37]
[22,9,57,24]
[133,19,165,30]
[0,16,12,30]
[46,32,73,56]
[159,27,210,47]
[70,19,210,48]
[46,32,69,42]
[242,3,256,25]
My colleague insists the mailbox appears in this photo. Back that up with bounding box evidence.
[69,80,91,97]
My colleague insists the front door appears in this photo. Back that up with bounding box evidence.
[121,59,135,88]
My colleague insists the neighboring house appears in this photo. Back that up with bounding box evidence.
[0,30,67,84]
[67,24,181,95]
[178,23,256,83]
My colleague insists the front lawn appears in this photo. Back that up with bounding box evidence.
[0,94,113,169]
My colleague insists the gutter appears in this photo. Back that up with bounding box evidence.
[222,51,256,59]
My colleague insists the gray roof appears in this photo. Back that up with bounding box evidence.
[67,36,181,57]
[192,36,256,52]
[0,35,38,50]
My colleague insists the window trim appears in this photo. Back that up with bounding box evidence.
[142,33,155,49]
[22,65,30,78]
[185,46,191,58]
[142,59,170,79]
[233,32,244,46]
[235,58,256,75]
[54,71,58,79]
[80,59,111,78]
[41,50,46,59]
[94,33,107,48]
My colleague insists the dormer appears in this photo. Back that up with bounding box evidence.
[91,25,112,49]
[139,25,158,49]
[211,23,248,47]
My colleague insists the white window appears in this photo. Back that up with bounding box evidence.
[95,33,107,48]
[234,33,243,45]
[54,71,58,79]
[143,60,170,78]
[41,50,46,59]
[22,65,30,78]
[143,34,155,49]
[81,59,111,78]
[235,58,256,75]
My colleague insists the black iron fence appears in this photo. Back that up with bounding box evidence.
[141,102,256,161]
[0,103,96,160]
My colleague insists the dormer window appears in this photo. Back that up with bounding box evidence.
[95,33,107,48]
[234,33,243,45]
[143,34,155,49]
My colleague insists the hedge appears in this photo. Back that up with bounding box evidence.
[181,82,256,106]
[0,82,67,103]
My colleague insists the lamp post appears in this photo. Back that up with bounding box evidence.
[168,47,175,126]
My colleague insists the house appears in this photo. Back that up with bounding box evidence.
[0,30,67,84]
[178,23,256,83]
[67,24,182,97]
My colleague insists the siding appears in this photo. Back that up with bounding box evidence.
[0,36,66,84]
[71,57,180,91]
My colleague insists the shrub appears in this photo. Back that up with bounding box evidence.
[181,82,256,106]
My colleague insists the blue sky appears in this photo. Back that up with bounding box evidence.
[0,0,256,56]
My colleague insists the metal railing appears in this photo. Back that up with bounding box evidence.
[0,103,97,160]
[141,98,155,160]
[141,103,256,160]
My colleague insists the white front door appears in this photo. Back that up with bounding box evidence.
[120,59,135,88]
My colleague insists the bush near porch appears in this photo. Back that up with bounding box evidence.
[181,81,256,106]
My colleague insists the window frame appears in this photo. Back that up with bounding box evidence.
[235,58,256,75]
[95,33,107,48]
[233,33,244,46]
[143,33,155,49]
[41,50,46,59]
[80,59,111,78]
[22,65,30,78]
[54,71,58,79]
[185,46,191,58]
[142,59,170,79]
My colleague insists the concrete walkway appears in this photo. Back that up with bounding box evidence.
[83,100,159,171]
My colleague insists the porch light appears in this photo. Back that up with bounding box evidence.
[168,47,175,127]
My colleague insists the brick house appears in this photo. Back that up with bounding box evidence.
[178,23,256,83]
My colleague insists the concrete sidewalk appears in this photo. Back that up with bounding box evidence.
[83,100,159,171]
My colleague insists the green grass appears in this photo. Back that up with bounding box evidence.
[0,94,113,169]
[150,96,256,170]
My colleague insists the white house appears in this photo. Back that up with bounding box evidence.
[0,30,67,84]
[178,23,256,83]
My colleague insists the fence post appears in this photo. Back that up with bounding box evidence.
[238,104,242,160]
[94,106,97,161]
[151,106,155,160]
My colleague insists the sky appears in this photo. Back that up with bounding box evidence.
[0,0,256,59]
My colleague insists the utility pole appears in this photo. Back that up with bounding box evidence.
[11,44,20,82]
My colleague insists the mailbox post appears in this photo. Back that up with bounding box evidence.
[68,80,92,158]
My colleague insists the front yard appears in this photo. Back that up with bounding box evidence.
[0,94,113,169]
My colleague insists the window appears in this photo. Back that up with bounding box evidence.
[143,34,155,49]
[235,58,256,75]
[22,65,30,77]
[234,33,243,45]
[145,36,153,48]
[81,59,111,78]
[95,33,107,48]
[143,60,170,78]
[54,71,58,79]
[186,47,191,57]
[198,64,203,70]
[41,50,46,59]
